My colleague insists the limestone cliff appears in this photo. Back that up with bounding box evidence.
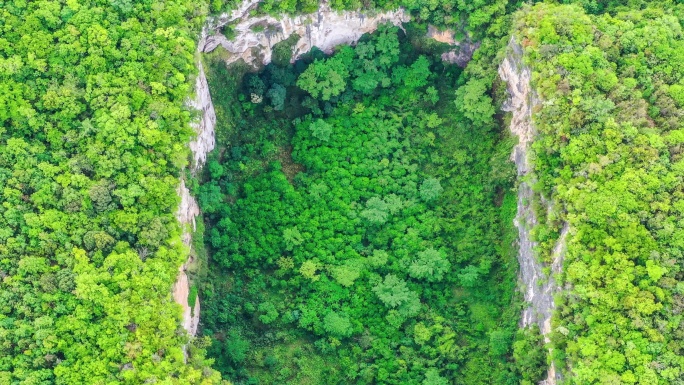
[200,2,410,67]
[173,179,201,337]
[499,38,567,385]
[172,58,216,339]
[188,61,216,170]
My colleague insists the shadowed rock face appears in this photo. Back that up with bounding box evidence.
[426,25,480,67]
[499,39,567,385]
[440,41,480,67]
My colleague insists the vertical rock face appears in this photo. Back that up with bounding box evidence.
[499,39,567,385]
[200,2,410,67]
[174,179,201,337]
[172,59,217,339]
[188,62,217,170]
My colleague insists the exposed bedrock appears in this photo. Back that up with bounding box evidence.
[172,56,217,340]
[499,38,568,385]
[200,2,410,67]
[426,25,480,67]
[173,179,201,337]
[200,1,479,68]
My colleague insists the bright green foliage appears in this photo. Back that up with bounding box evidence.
[323,311,353,337]
[516,3,684,383]
[283,226,304,250]
[330,260,363,287]
[0,0,221,383]
[213,0,509,35]
[300,259,323,281]
[200,26,524,384]
[360,196,391,224]
[258,302,279,324]
[512,326,547,384]
[408,248,451,282]
[419,178,444,201]
[454,78,495,127]
[423,368,449,385]
[457,265,480,287]
[373,274,420,311]
[297,49,352,100]
[309,119,334,142]
[413,322,433,345]
[488,329,512,357]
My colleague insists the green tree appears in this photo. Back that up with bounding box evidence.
[373,275,421,317]
[360,196,389,224]
[454,78,495,127]
[258,302,279,324]
[419,178,443,201]
[309,119,333,142]
[408,248,451,282]
[297,55,351,100]
[323,311,353,337]
[267,83,287,111]
[458,265,480,287]
[423,368,449,385]
[489,329,512,357]
[283,226,304,250]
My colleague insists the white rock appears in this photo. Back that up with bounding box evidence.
[188,61,216,170]
[173,179,201,337]
[201,3,410,67]
[499,37,568,385]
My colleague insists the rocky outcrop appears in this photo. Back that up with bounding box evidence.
[426,25,480,67]
[440,41,480,67]
[499,38,566,385]
[173,179,201,337]
[188,62,216,170]
[427,25,457,45]
[200,2,410,67]
[172,58,217,339]
[199,1,484,71]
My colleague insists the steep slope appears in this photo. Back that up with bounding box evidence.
[512,4,684,383]
[0,0,221,383]
[499,36,570,385]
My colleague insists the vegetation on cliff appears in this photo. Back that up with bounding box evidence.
[515,3,684,383]
[3,0,684,384]
[0,0,222,383]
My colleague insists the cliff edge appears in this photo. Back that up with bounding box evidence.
[499,38,567,385]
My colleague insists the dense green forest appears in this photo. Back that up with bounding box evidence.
[196,25,544,384]
[514,3,684,383]
[0,0,221,383]
[2,0,684,384]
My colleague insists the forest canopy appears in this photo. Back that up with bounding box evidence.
[514,3,684,384]
[196,25,537,384]
[0,0,221,383]
[2,0,684,384]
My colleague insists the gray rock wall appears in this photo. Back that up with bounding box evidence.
[200,2,410,67]
[499,38,567,385]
